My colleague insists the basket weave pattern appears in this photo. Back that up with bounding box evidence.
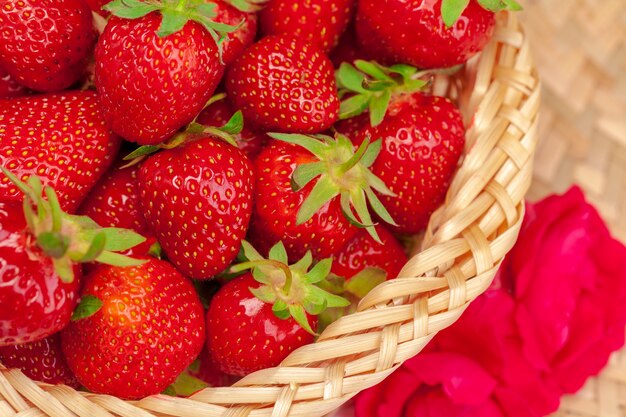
[0,12,540,417]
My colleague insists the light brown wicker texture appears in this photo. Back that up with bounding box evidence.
[0,11,540,417]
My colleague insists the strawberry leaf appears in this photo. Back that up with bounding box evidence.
[268,241,288,264]
[369,90,392,127]
[78,232,107,262]
[250,285,277,303]
[304,258,332,284]
[71,295,103,321]
[95,251,147,267]
[288,305,315,335]
[158,10,189,37]
[441,0,470,27]
[104,0,160,18]
[225,0,269,12]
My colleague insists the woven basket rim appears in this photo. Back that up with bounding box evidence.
[0,10,541,417]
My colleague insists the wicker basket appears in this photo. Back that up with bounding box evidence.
[0,11,540,417]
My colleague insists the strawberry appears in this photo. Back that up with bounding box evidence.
[212,0,258,65]
[332,225,406,281]
[78,160,158,258]
[188,347,236,387]
[206,241,348,376]
[249,132,395,261]
[338,92,465,234]
[0,91,121,213]
[0,334,79,387]
[0,65,30,99]
[258,0,354,53]
[196,95,267,160]
[226,35,339,133]
[61,258,205,399]
[95,0,237,145]
[0,0,96,92]
[0,171,147,346]
[330,23,368,68]
[138,134,255,279]
[356,0,522,69]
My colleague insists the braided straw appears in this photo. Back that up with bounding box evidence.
[0,11,540,417]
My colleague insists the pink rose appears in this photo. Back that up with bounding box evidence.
[355,187,626,417]
[498,187,626,393]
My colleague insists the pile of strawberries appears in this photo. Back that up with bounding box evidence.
[0,0,519,400]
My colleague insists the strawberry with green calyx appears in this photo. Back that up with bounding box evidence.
[336,60,427,127]
[136,116,255,280]
[95,0,238,146]
[206,241,349,376]
[61,258,206,399]
[0,170,147,346]
[270,132,396,241]
[337,93,466,234]
[356,0,519,69]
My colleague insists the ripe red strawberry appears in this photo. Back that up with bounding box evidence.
[95,1,236,145]
[0,334,79,387]
[226,35,339,133]
[249,132,395,261]
[78,161,157,258]
[138,135,255,279]
[330,24,368,68]
[196,96,267,159]
[206,241,348,376]
[61,259,205,399]
[212,0,258,64]
[0,172,146,346]
[0,65,30,99]
[332,225,407,281]
[188,347,236,387]
[0,0,96,92]
[0,91,121,213]
[356,0,519,69]
[259,0,354,53]
[338,93,465,234]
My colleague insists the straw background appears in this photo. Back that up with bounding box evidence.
[519,0,626,416]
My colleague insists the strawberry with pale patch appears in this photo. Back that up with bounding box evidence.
[62,258,205,399]
[206,241,348,376]
[0,171,147,346]
[226,35,339,133]
[249,132,396,260]
[0,0,96,92]
[95,0,237,145]
[0,91,121,213]
[0,334,79,387]
[138,131,255,279]
[259,0,354,53]
[356,0,520,69]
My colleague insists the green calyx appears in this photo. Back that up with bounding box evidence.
[104,0,239,59]
[441,0,522,27]
[229,241,350,335]
[124,104,243,161]
[336,60,428,127]
[269,132,397,243]
[1,168,147,284]
[224,0,269,12]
